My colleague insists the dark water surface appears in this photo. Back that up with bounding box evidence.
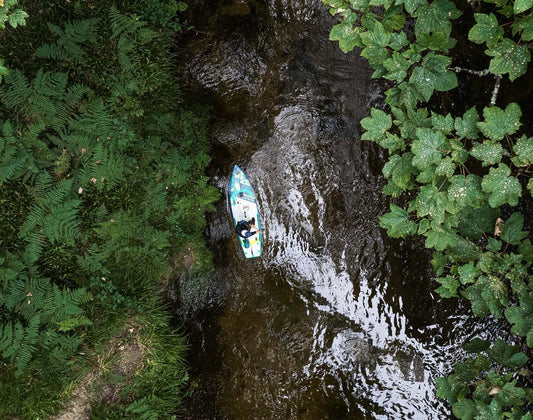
[176,0,492,418]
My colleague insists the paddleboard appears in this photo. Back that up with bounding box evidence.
[229,165,262,258]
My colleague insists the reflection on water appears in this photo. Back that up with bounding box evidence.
[177,0,489,418]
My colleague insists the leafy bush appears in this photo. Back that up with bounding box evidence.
[323,0,532,417]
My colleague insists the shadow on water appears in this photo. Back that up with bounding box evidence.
[175,0,500,418]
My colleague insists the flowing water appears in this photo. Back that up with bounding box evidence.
[176,0,494,418]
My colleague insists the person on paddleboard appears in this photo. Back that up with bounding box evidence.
[235,217,262,239]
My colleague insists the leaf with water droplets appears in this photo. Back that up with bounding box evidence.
[431,112,454,134]
[329,22,363,53]
[458,262,482,286]
[511,135,533,167]
[514,0,533,14]
[481,164,522,207]
[470,140,504,167]
[395,0,425,15]
[513,14,533,41]
[413,0,461,37]
[360,108,392,141]
[477,103,522,141]
[486,38,531,81]
[454,106,479,140]
[410,53,457,101]
[468,13,503,46]
[412,127,448,168]
[414,185,451,224]
[448,174,485,209]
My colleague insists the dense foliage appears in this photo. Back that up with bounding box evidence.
[0,0,218,417]
[323,0,532,417]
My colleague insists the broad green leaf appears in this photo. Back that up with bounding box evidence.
[455,107,480,140]
[395,0,426,15]
[450,139,469,164]
[463,337,490,353]
[488,339,528,368]
[448,174,485,209]
[361,108,392,141]
[381,5,406,31]
[435,157,455,178]
[412,127,448,168]
[389,31,409,50]
[447,237,482,262]
[432,251,447,276]
[477,103,522,141]
[513,14,533,41]
[480,275,508,317]
[435,275,459,297]
[432,112,454,134]
[505,296,533,337]
[496,381,526,407]
[481,164,522,207]
[463,284,490,317]
[529,178,533,195]
[414,185,452,225]
[500,212,529,245]
[383,52,410,83]
[410,53,457,101]
[417,32,452,51]
[475,399,503,419]
[487,39,531,81]
[4,8,28,29]
[329,22,363,53]
[360,22,391,47]
[382,181,404,197]
[382,153,416,190]
[470,141,504,166]
[514,0,533,14]
[424,226,458,251]
[452,399,475,419]
[436,376,454,402]
[486,237,502,252]
[511,135,533,166]
[379,204,418,238]
[468,13,504,46]
[414,0,461,37]
[379,133,405,152]
[458,262,481,285]
[386,82,424,109]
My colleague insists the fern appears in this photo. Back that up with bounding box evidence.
[35,19,100,63]
[0,70,31,110]
[20,178,81,263]
[71,98,114,139]
[0,121,37,183]
[0,317,40,376]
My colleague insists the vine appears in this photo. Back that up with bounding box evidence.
[323,0,532,417]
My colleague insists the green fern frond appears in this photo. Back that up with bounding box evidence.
[35,19,100,63]
[1,70,31,109]
[110,7,146,39]
[43,199,81,245]
[44,178,74,206]
[33,70,68,99]
[72,98,114,139]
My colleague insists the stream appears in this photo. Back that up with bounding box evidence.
[175,0,494,418]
